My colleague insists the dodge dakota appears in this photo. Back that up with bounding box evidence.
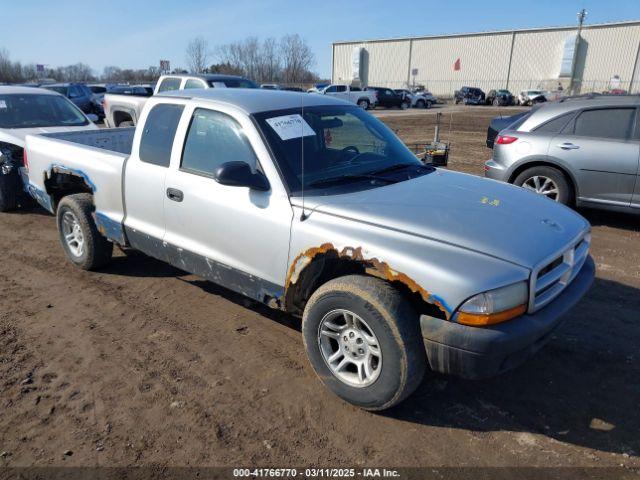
[23,89,594,410]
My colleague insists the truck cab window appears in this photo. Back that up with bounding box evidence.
[184,79,206,89]
[157,77,181,93]
[139,103,184,167]
[181,109,257,176]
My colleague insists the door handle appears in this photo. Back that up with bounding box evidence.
[166,188,184,202]
[558,142,580,150]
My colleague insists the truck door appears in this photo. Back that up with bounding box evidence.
[123,102,185,249]
[162,105,293,303]
[549,107,638,207]
[632,110,640,210]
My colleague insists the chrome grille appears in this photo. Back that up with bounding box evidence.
[529,232,591,313]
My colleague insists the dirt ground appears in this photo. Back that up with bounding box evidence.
[1,106,639,472]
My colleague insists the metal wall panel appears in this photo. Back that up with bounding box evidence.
[332,21,640,97]
[410,33,513,95]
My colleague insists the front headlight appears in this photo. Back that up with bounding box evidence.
[457,281,528,326]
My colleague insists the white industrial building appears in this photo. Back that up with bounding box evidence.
[331,20,640,97]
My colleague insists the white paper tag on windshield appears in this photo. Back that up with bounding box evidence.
[0,100,7,109]
[266,114,315,141]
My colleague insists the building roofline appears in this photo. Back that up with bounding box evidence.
[332,19,640,46]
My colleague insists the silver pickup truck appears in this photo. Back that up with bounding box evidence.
[103,73,257,128]
[24,89,594,410]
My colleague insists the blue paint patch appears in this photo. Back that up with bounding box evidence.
[94,211,125,245]
[50,164,97,193]
[26,183,54,213]
[428,293,452,315]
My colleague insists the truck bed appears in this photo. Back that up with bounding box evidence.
[42,127,135,155]
[24,129,132,240]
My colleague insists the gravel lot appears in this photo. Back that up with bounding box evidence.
[1,106,639,472]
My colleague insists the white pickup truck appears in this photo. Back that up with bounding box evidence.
[104,73,257,128]
[23,89,594,410]
[320,84,377,109]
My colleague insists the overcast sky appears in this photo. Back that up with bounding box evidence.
[2,0,639,78]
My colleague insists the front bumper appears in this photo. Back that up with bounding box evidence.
[420,255,595,379]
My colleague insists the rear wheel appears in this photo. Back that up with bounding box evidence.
[400,100,410,110]
[56,193,113,270]
[357,99,370,110]
[416,99,425,109]
[514,166,571,204]
[302,275,427,411]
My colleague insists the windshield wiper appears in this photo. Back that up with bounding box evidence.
[369,163,428,175]
[307,173,399,189]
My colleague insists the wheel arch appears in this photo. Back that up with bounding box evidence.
[508,159,579,202]
[283,243,449,320]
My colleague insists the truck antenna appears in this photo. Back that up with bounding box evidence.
[300,93,307,221]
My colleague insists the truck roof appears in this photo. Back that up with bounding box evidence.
[158,88,350,114]
[0,85,60,95]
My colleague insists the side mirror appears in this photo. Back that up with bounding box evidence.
[87,113,99,123]
[214,161,270,191]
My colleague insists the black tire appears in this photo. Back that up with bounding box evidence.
[357,99,370,110]
[513,166,572,205]
[0,177,17,212]
[302,274,427,411]
[425,100,432,109]
[400,100,410,110]
[56,193,113,270]
[416,99,425,109]
[493,98,499,106]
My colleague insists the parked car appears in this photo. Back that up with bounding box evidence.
[22,89,594,410]
[88,84,107,95]
[394,89,435,109]
[454,87,486,105]
[365,87,411,109]
[0,86,98,211]
[321,84,377,109]
[103,74,257,127]
[517,90,547,106]
[485,111,531,148]
[43,83,98,115]
[486,89,515,106]
[485,95,640,213]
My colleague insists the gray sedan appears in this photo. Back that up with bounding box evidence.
[485,96,640,213]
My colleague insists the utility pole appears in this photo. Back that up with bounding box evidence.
[569,9,587,94]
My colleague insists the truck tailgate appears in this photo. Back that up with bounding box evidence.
[24,129,132,240]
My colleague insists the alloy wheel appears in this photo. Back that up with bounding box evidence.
[317,309,382,387]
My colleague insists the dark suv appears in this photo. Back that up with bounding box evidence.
[454,87,486,105]
[365,87,411,109]
[43,83,98,115]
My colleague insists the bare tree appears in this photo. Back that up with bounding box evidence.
[280,34,314,84]
[258,37,281,83]
[186,36,209,74]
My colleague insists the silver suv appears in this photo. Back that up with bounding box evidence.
[485,95,640,213]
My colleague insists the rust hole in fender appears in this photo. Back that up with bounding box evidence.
[284,243,450,319]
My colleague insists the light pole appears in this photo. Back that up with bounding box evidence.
[569,9,587,94]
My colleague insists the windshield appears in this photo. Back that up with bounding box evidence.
[254,105,430,195]
[0,93,88,129]
[209,78,257,89]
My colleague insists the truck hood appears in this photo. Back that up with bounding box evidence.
[297,169,589,268]
[0,124,98,148]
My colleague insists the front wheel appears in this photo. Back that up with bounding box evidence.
[416,99,426,109]
[302,275,427,411]
[400,101,410,110]
[57,193,113,270]
[0,175,18,212]
[514,166,571,204]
